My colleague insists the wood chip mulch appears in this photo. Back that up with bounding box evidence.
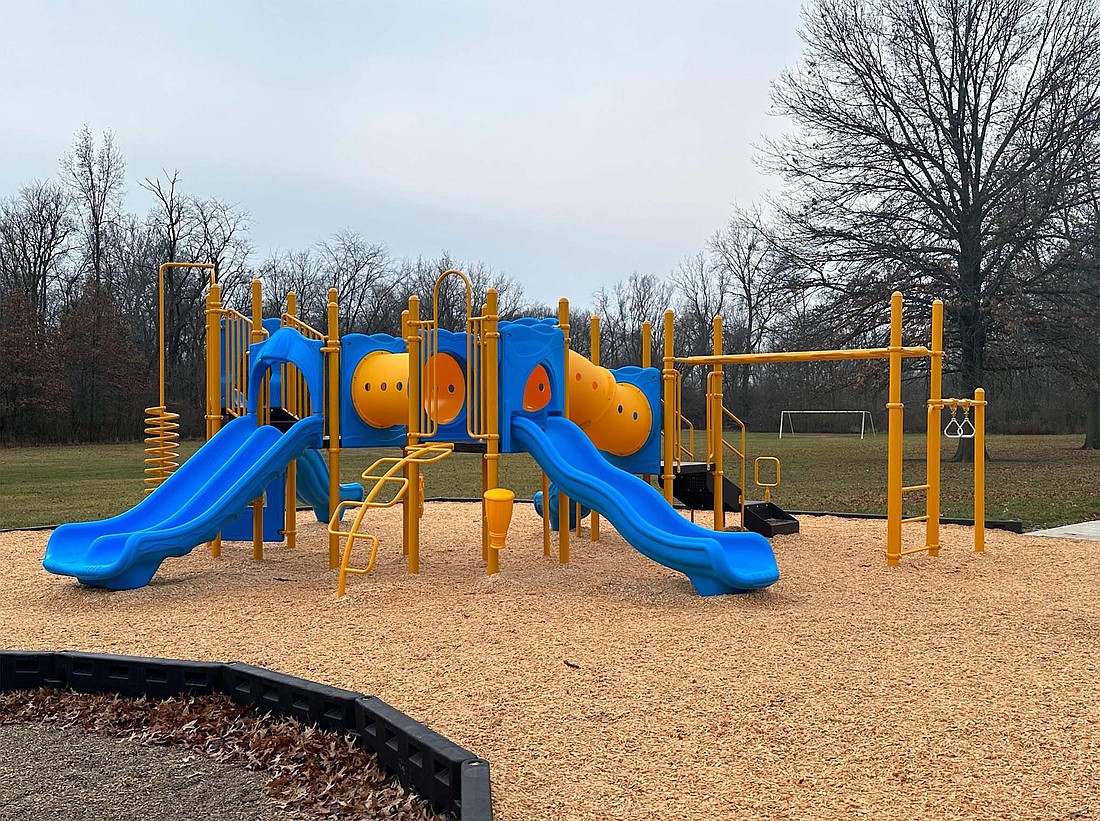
[2,503,1098,820]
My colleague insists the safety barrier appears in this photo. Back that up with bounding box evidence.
[0,650,493,821]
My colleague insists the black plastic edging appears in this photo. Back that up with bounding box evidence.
[785,510,1024,533]
[0,650,492,821]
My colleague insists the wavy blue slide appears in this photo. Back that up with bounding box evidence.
[43,414,324,590]
[512,416,779,595]
[294,449,364,522]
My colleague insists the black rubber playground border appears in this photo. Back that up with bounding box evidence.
[784,510,1024,533]
[0,650,492,821]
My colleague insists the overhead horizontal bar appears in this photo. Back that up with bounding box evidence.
[672,346,932,367]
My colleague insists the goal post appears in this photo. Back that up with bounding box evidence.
[778,410,877,439]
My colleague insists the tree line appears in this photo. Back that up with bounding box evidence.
[1,0,1096,449]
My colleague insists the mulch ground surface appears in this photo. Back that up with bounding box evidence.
[2,504,1098,820]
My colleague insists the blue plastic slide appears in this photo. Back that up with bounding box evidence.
[42,414,324,590]
[512,416,779,595]
[294,448,365,522]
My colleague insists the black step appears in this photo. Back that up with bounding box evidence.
[659,463,799,538]
[743,502,800,537]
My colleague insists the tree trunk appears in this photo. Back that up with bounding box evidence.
[952,250,986,462]
[1083,382,1100,450]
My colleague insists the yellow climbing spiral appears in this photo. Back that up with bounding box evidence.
[143,405,180,494]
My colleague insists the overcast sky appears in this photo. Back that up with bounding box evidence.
[0,0,805,305]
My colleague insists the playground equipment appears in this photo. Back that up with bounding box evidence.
[662,292,986,564]
[41,265,983,594]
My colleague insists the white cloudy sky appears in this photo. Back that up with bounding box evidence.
[0,0,805,304]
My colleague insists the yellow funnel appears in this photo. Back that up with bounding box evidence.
[484,488,515,551]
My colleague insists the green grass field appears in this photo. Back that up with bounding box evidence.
[1,433,1095,531]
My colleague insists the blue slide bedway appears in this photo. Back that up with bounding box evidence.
[42,414,324,590]
[512,416,779,595]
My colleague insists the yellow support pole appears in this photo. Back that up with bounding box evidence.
[483,289,502,575]
[204,277,223,558]
[557,297,571,564]
[711,316,725,532]
[589,314,600,542]
[284,291,298,551]
[661,310,676,505]
[541,472,551,556]
[926,299,944,556]
[325,288,341,569]
[405,295,422,573]
[886,291,904,566]
[251,279,265,561]
[399,309,410,558]
[974,387,986,553]
[641,319,653,484]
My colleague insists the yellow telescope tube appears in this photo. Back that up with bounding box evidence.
[350,350,467,429]
[565,350,652,457]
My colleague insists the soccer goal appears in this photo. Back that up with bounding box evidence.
[778,410,877,439]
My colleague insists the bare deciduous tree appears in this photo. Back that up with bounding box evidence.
[764,0,1100,458]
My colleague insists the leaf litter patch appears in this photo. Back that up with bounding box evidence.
[0,689,445,821]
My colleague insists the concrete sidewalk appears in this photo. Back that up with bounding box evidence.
[1028,520,1100,540]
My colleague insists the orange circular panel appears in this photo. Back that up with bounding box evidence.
[422,353,466,425]
[523,364,552,412]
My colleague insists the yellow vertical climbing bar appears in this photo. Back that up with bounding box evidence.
[283,291,299,551]
[557,298,571,563]
[886,291,904,566]
[589,314,600,542]
[325,288,341,569]
[204,276,223,558]
[711,316,725,531]
[483,289,502,575]
[661,311,676,505]
[926,299,944,556]
[251,279,265,561]
[405,295,422,573]
[974,388,986,553]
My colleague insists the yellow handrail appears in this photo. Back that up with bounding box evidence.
[279,307,321,420]
[703,368,747,529]
[331,442,454,596]
[219,307,266,418]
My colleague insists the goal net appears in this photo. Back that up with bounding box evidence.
[778,410,877,439]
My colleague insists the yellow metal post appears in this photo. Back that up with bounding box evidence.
[405,295,422,573]
[661,310,676,505]
[251,279,265,561]
[204,278,223,558]
[711,316,725,532]
[641,320,652,368]
[483,290,502,574]
[284,291,298,551]
[541,472,551,556]
[886,291,904,566]
[589,314,601,542]
[325,288,341,568]
[557,297,571,564]
[399,309,411,558]
[974,387,986,553]
[926,299,944,556]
